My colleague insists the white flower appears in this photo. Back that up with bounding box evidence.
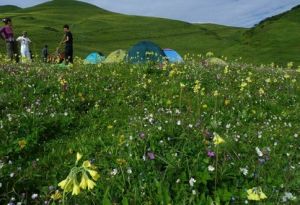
[31,193,38,200]
[282,192,296,202]
[17,202,22,205]
[192,190,196,195]
[127,168,132,174]
[9,172,14,178]
[176,179,180,183]
[111,168,118,176]
[177,120,181,125]
[0,182,2,188]
[189,177,196,187]
[208,165,215,172]
[255,147,263,157]
[188,124,193,128]
[240,167,248,176]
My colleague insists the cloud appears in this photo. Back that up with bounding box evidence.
[0,0,299,27]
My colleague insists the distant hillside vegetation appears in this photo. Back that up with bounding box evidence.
[0,0,299,65]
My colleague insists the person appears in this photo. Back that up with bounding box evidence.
[63,24,73,64]
[0,17,19,62]
[16,31,32,62]
[42,44,48,62]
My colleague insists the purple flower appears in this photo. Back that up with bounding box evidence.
[147,152,155,160]
[207,150,215,158]
[139,132,145,139]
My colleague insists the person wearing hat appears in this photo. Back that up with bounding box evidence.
[16,31,32,62]
[0,17,19,62]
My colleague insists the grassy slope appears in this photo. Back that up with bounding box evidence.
[0,0,299,65]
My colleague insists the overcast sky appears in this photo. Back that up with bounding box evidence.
[0,0,299,27]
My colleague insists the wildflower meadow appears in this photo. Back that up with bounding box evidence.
[0,54,299,205]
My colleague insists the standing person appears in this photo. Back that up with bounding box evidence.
[0,17,19,62]
[16,31,31,62]
[63,24,73,64]
[42,44,48,62]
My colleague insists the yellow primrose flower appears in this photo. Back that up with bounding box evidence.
[224,66,229,74]
[213,90,219,96]
[224,99,230,106]
[259,88,265,95]
[240,82,247,88]
[58,178,69,189]
[265,78,271,83]
[87,169,100,181]
[87,178,96,190]
[18,139,27,149]
[213,134,225,145]
[79,174,89,189]
[76,152,82,163]
[72,181,81,195]
[58,178,73,192]
[82,160,92,169]
[247,187,267,201]
[50,190,62,201]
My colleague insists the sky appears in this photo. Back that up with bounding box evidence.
[0,0,300,27]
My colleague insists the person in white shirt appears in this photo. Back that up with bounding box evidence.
[16,31,31,61]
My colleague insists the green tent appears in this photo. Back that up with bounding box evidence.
[104,49,127,63]
[206,57,228,66]
[127,41,165,63]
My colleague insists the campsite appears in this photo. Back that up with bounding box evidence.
[0,0,299,205]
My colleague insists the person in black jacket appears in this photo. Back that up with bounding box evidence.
[63,24,73,64]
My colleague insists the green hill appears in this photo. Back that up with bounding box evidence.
[0,0,299,65]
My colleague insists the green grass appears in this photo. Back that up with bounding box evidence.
[0,0,299,65]
[0,56,299,204]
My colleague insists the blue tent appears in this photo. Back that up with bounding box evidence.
[84,52,105,64]
[163,48,183,63]
[127,41,165,63]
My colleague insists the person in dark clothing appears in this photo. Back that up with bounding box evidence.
[0,17,19,62]
[42,44,48,62]
[63,24,73,64]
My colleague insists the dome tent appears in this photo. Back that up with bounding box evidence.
[163,48,184,63]
[104,49,127,63]
[127,41,166,63]
[84,52,105,64]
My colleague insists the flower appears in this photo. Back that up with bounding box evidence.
[76,152,82,163]
[87,178,96,190]
[247,187,267,201]
[240,167,248,176]
[207,150,215,158]
[79,174,88,189]
[87,169,100,181]
[18,139,27,149]
[82,160,92,169]
[213,134,225,145]
[189,177,196,187]
[50,190,62,200]
[208,165,215,172]
[147,152,155,160]
[72,181,81,195]
[255,147,263,157]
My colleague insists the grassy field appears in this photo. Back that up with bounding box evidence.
[0,0,299,65]
[0,55,299,204]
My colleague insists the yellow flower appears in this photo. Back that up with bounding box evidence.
[259,88,265,95]
[247,187,267,201]
[265,78,271,83]
[240,82,247,88]
[72,181,81,195]
[213,90,219,96]
[224,99,230,106]
[87,169,100,181]
[202,104,208,109]
[50,190,62,200]
[87,178,96,190]
[107,125,113,129]
[246,77,252,83]
[76,152,82,163]
[180,82,186,88]
[18,139,27,149]
[58,178,68,189]
[213,134,225,145]
[82,160,92,169]
[79,174,88,189]
[224,66,229,74]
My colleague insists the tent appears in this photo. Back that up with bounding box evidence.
[163,48,184,63]
[127,41,165,63]
[206,57,228,67]
[84,52,105,64]
[104,49,127,63]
